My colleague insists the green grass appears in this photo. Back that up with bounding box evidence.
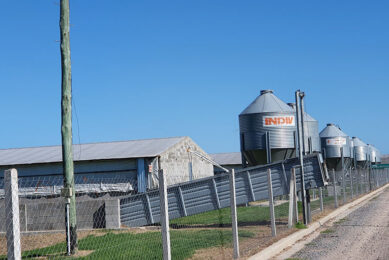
[320,229,334,234]
[295,222,307,229]
[309,196,336,211]
[171,203,292,226]
[7,229,254,260]
[334,217,348,225]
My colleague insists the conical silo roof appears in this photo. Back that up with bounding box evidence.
[319,124,348,138]
[287,103,317,122]
[304,113,316,122]
[352,137,367,147]
[240,90,293,115]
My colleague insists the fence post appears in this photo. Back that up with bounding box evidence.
[158,169,171,260]
[361,169,364,193]
[288,168,296,228]
[342,169,346,204]
[319,187,323,212]
[267,168,276,237]
[355,169,359,196]
[350,168,354,199]
[332,169,338,208]
[306,191,312,223]
[294,178,299,224]
[5,169,21,260]
[361,169,367,194]
[229,169,240,259]
[375,169,378,187]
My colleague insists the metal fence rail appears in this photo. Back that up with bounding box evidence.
[120,154,326,227]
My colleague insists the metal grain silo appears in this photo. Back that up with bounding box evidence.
[352,137,368,165]
[239,90,296,166]
[376,149,382,164]
[368,144,381,164]
[349,138,354,160]
[288,103,321,154]
[319,123,352,170]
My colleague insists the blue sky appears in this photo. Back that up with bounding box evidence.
[0,1,388,154]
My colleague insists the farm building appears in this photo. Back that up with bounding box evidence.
[210,152,243,174]
[0,136,215,231]
[0,136,214,196]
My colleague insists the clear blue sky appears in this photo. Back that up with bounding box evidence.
[0,1,388,154]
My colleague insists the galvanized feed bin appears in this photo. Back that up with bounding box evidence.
[239,90,296,166]
[368,144,381,164]
[352,137,368,164]
[319,123,352,170]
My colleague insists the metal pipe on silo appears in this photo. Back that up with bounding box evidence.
[295,90,307,225]
[266,132,272,164]
[287,102,321,154]
[299,94,307,156]
[299,92,312,223]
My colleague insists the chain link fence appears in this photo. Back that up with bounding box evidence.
[1,166,388,259]
[0,173,164,259]
[310,167,389,221]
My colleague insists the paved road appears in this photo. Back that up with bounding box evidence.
[292,188,389,260]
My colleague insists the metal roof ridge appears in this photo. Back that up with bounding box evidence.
[0,136,187,151]
[153,136,189,157]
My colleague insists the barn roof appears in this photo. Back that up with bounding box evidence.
[0,137,186,166]
[210,152,242,165]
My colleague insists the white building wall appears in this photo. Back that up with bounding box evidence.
[157,137,213,187]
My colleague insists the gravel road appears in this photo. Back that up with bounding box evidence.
[292,188,389,260]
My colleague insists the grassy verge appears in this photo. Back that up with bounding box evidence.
[309,196,336,212]
[295,222,307,229]
[171,202,293,226]
[5,229,254,260]
[320,228,334,234]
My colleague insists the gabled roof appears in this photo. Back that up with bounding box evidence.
[210,152,242,165]
[0,137,186,166]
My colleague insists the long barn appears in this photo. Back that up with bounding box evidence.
[0,136,214,196]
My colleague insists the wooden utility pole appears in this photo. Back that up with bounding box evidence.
[60,0,78,254]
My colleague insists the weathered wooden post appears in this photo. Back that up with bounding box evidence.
[60,0,77,254]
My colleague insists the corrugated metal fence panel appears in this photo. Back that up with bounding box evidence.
[0,173,137,197]
[120,154,326,227]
